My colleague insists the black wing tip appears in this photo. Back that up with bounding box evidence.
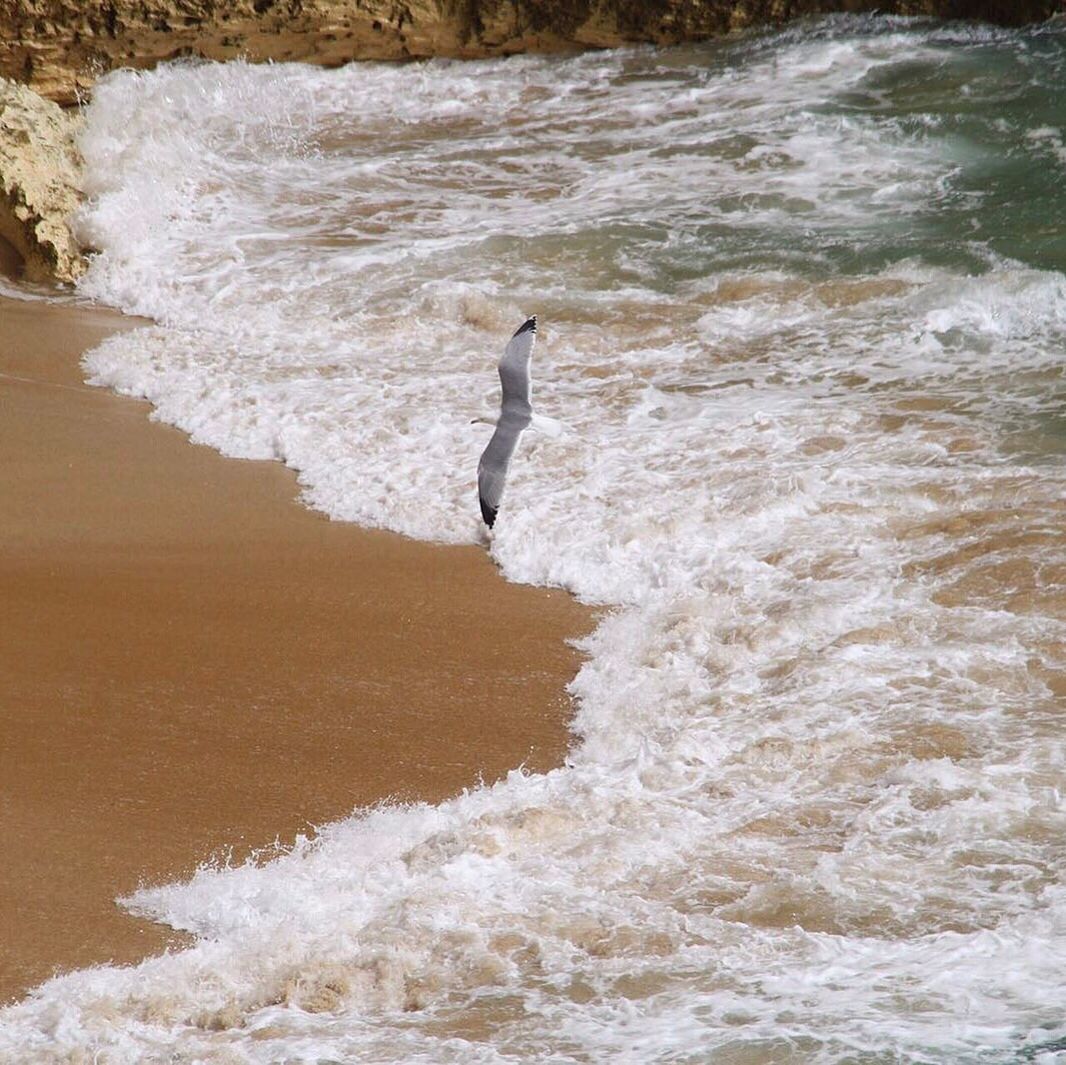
[479,496,498,528]
[512,315,537,338]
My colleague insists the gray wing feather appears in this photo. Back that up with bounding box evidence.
[498,323,535,411]
[477,316,536,527]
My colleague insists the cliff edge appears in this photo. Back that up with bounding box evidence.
[0,78,84,283]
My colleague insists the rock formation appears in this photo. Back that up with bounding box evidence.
[0,77,84,283]
[2,0,1061,106]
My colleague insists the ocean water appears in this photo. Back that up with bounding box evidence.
[4,14,1066,1063]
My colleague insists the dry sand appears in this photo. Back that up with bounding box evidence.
[0,279,591,1002]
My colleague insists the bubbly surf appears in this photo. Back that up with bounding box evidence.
[3,15,1066,1063]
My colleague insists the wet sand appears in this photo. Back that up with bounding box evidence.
[0,288,591,1002]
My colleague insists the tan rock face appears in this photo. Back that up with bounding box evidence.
[0,77,85,283]
[2,0,1061,106]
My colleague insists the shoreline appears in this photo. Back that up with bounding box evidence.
[0,288,592,1004]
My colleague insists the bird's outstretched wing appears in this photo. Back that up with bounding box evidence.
[477,316,537,527]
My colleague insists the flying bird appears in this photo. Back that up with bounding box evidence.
[477,316,537,528]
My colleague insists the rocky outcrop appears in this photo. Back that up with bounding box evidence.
[0,77,84,282]
[2,0,1062,106]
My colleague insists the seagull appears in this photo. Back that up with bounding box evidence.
[477,316,537,528]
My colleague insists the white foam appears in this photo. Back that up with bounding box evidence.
[4,16,1066,1064]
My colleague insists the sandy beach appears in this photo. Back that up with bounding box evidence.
[0,284,591,1003]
